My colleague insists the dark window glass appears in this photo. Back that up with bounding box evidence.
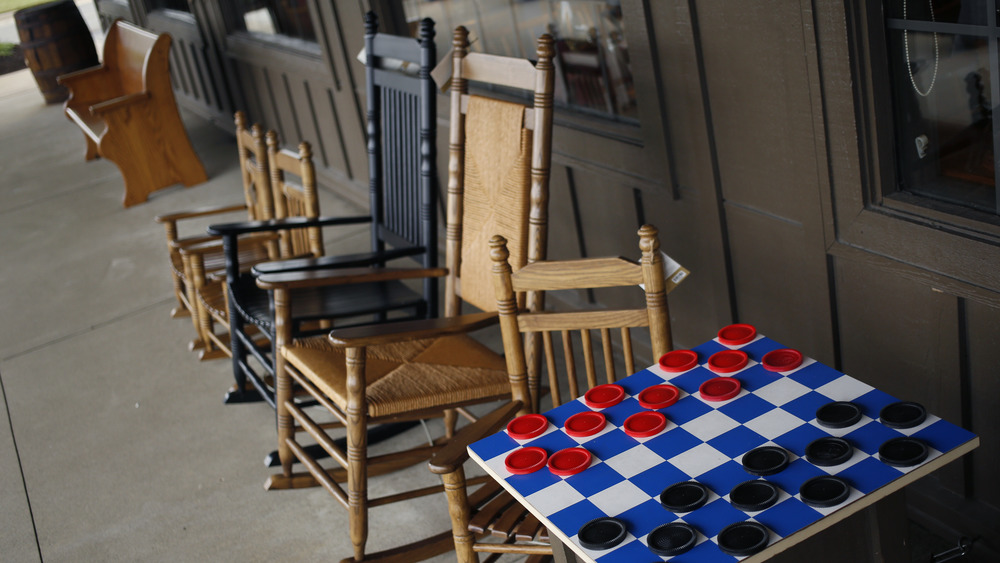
[403,0,636,119]
[233,0,316,42]
[884,0,997,214]
[150,0,190,11]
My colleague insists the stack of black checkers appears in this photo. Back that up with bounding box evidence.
[878,401,930,466]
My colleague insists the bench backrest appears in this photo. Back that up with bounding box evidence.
[102,20,166,97]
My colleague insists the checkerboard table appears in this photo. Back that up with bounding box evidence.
[468,326,979,562]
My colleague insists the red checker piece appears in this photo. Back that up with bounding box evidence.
[762,348,803,372]
[708,350,749,373]
[700,377,742,402]
[548,447,592,476]
[564,411,607,438]
[718,323,757,345]
[584,384,625,409]
[638,385,680,410]
[624,411,668,438]
[658,350,699,373]
[506,414,548,440]
[504,447,547,475]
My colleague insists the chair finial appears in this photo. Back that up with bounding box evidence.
[419,18,435,44]
[298,141,312,160]
[453,26,469,51]
[234,110,246,129]
[638,224,660,258]
[265,130,279,151]
[364,11,377,35]
[536,34,555,66]
[490,235,510,265]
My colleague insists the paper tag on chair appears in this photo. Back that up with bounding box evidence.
[357,47,418,76]
[640,251,689,294]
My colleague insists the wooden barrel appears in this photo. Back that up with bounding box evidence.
[15,1,99,104]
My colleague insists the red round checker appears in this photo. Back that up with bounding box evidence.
[708,350,749,373]
[548,447,592,476]
[564,411,607,437]
[658,350,699,373]
[506,414,548,440]
[762,348,803,372]
[504,447,547,474]
[718,323,757,345]
[623,411,668,438]
[699,377,742,402]
[638,385,680,410]
[584,384,625,409]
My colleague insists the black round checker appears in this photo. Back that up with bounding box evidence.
[805,437,853,466]
[799,475,850,508]
[742,446,790,476]
[729,480,779,512]
[717,521,770,557]
[578,517,627,551]
[816,401,863,429]
[659,481,709,513]
[879,401,927,429]
[647,522,697,556]
[879,437,929,467]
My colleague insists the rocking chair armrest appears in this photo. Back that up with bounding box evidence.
[256,266,447,291]
[252,246,427,275]
[327,311,498,348]
[179,232,278,256]
[428,401,523,475]
[171,234,221,250]
[155,203,248,224]
[208,214,371,237]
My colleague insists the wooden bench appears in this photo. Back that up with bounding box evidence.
[58,20,206,207]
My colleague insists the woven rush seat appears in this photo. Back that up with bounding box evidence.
[283,334,510,419]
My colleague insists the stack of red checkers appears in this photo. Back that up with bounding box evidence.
[638,384,680,409]
[623,411,668,438]
[658,350,699,373]
[506,414,548,440]
[718,323,757,345]
[708,350,749,373]
[504,447,547,474]
[699,377,741,402]
[762,348,803,372]
[584,384,625,409]
[564,411,607,437]
[547,447,592,476]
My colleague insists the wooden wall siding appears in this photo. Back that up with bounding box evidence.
[963,300,1000,510]
[834,257,967,493]
[692,0,835,360]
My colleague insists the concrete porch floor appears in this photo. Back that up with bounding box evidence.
[0,67,468,562]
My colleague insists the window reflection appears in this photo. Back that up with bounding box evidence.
[150,0,190,11]
[403,0,636,119]
[234,0,316,42]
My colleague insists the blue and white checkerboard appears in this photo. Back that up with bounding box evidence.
[468,330,978,562]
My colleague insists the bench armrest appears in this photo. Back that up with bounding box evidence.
[326,311,498,349]
[156,204,249,224]
[428,401,523,475]
[90,92,151,115]
[252,246,427,275]
[208,214,371,237]
[56,64,106,86]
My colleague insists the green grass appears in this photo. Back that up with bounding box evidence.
[0,0,51,15]
[0,42,14,56]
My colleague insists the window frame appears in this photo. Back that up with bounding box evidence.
[830,0,1000,296]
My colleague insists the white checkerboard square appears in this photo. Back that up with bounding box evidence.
[684,409,741,442]
[589,479,651,515]
[745,408,808,440]
[668,442,731,477]
[604,444,665,479]
[816,375,874,402]
[525,479,587,515]
[754,377,811,407]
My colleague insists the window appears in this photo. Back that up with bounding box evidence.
[402,0,637,120]
[884,1,998,215]
[232,0,316,42]
[149,0,190,11]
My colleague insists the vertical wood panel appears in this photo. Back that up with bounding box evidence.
[834,256,965,491]
[965,300,1000,509]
